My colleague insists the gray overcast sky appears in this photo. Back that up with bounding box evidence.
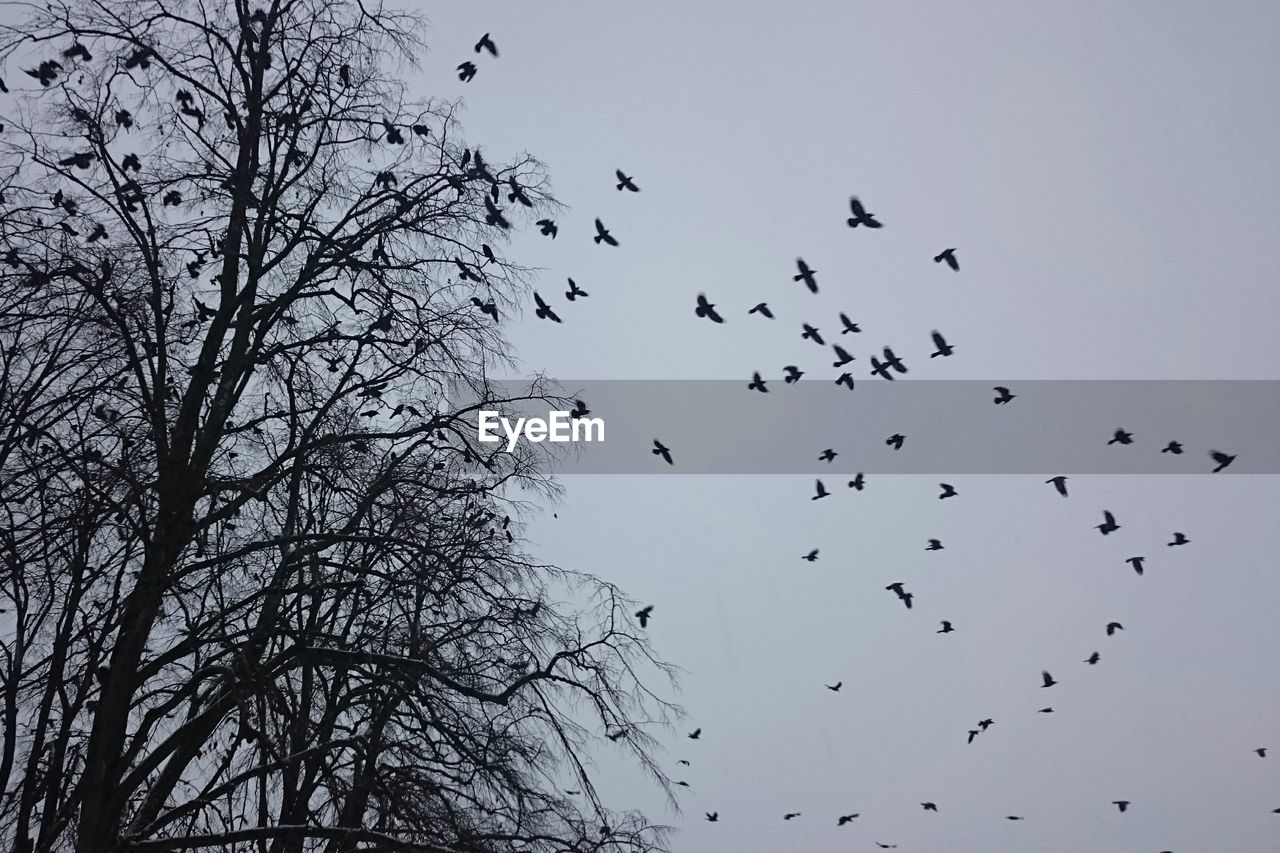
[412,2,1280,851]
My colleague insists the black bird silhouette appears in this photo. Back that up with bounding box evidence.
[922,802,939,811]
[870,348,907,380]
[784,812,801,820]
[536,219,558,238]
[802,549,819,562]
[934,248,959,270]
[1108,428,1134,445]
[570,400,591,418]
[1168,532,1189,546]
[120,153,141,172]
[381,120,404,144]
[677,759,690,766]
[1162,441,1183,454]
[938,483,957,499]
[412,124,430,137]
[115,109,133,128]
[475,33,498,56]
[812,479,830,500]
[1096,510,1120,535]
[1112,801,1130,813]
[59,151,95,170]
[688,728,701,740]
[993,386,1015,404]
[826,681,842,692]
[1106,622,1124,636]
[978,719,994,730]
[748,372,768,393]
[1046,475,1069,496]
[794,258,819,293]
[86,223,107,243]
[1210,450,1236,472]
[838,312,861,334]
[749,302,774,319]
[848,473,865,490]
[593,218,618,246]
[704,812,718,822]
[875,843,898,849]
[483,197,509,229]
[938,621,954,633]
[886,433,905,450]
[652,440,673,465]
[930,330,954,357]
[695,293,724,324]
[533,292,561,323]
[615,169,639,192]
[967,730,980,744]
[457,62,477,82]
[836,814,859,826]
[25,60,63,86]
[835,372,855,390]
[565,278,587,300]
[470,297,499,322]
[507,177,532,207]
[123,46,156,70]
[162,190,182,207]
[831,344,855,367]
[926,539,943,550]
[846,196,882,228]
[783,365,804,383]
[63,42,93,62]
[801,323,824,345]
[338,63,351,87]
[1041,671,1058,687]
[1256,748,1267,757]
[1038,707,1054,713]
[1006,816,1025,821]
[635,605,653,628]
[1126,556,1145,576]
[1085,651,1100,665]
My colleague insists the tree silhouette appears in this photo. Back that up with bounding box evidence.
[0,2,679,851]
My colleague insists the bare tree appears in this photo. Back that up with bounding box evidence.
[0,2,679,851]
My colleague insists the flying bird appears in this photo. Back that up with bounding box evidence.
[1256,748,1267,758]
[1108,428,1134,445]
[886,433,905,450]
[704,812,718,822]
[839,313,861,334]
[812,480,830,500]
[869,348,908,379]
[848,473,865,491]
[926,539,943,550]
[634,605,653,628]
[825,681,842,692]
[1106,622,1124,636]
[801,323,825,345]
[1168,532,1189,546]
[536,219,558,238]
[748,372,768,393]
[930,330,954,357]
[533,292,561,323]
[470,297,499,322]
[593,218,618,246]
[565,278,588,300]
[1210,450,1236,472]
[978,719,994,730]
[1085,652,1100,665]
[802,549,819,562]
[1038,707,1054,713]
[1006,816,1025,821]
[794,258,818,293]
[1126,556,1145,576]
[846,196,882,228]
[938,621,954,633]
[1112,801,1130,813]
[688,728,701,740]
[1096,510,1120,535]
[474,33,498,56]
[934,248,959,270]
[938,483,957,499]
[783,365,804,383]
[818,448,837,462]
[1041,671,1058,688]
[24,60,63,87]
[784,812,801,820]
[836,814,859,826]
[695,293,724,324]
[1162,441,1184,454]
[456,62,477,82]
[1046,475,1068,496]
[63,42,93,62]
[922,802,938,811]
[832,344,855,367]
[615,169,639,192]
[835,373,855,390]
[748,302,774,319]
[652,440,673,465]
[967,730,980,744]
[993,386,1015,404]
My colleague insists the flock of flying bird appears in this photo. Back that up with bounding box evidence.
[442,28,1271,850]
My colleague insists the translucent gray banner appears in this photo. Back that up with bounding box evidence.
[460,380,1278,474]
